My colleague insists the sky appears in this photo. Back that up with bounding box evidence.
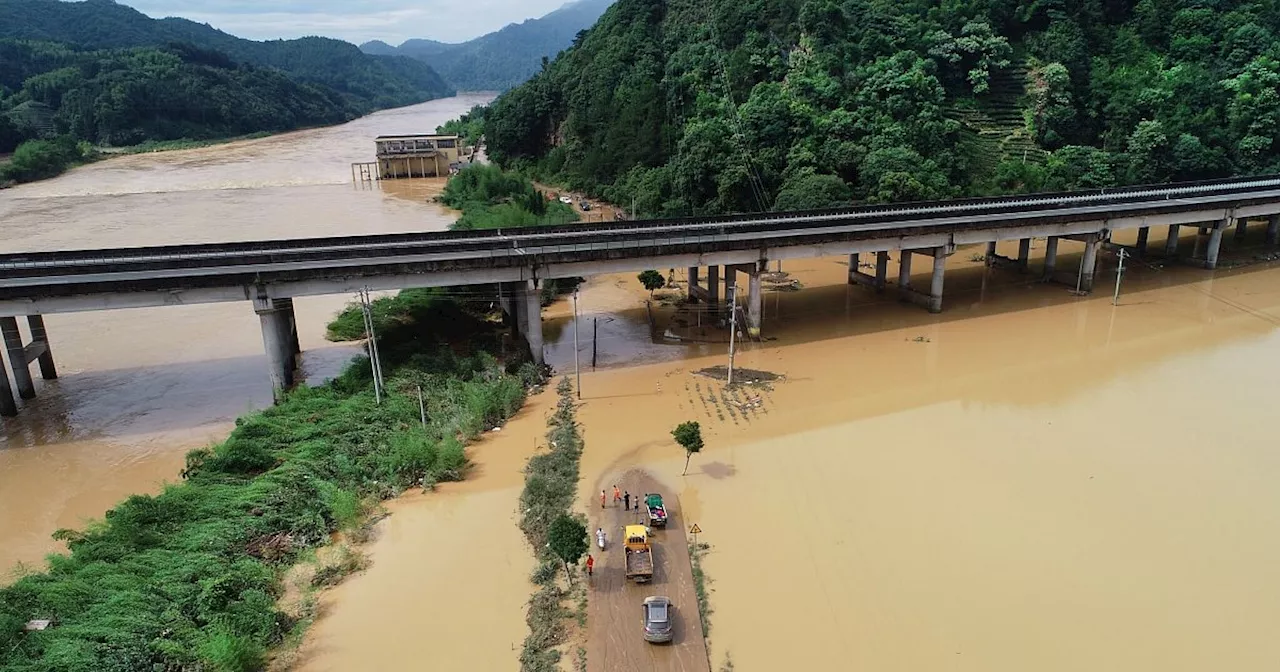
[126,0,573,46]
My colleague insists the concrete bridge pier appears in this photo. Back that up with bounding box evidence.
[724,266,737,307]
[1190,220,1226,269]
[686,267,700,302]
[847,252,887,291]
[1267,214,1280,246]
[1017,238,1031,271]
[897,247,948,312]
[1043,236,1059,280]
[522,279,544,366]
[1235,218,1248,243]
[984,241,997,265]
[253,297,297,400]
[746,262,763,337]
[1,315,58,413]
[1079,234,1100,292]
[707,265,720,306]
[1135,227,1150,256]
[1165,224,1181,257]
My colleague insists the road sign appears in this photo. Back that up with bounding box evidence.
[689,523,702,535]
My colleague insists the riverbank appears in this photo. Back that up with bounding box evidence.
[0,291,537,670]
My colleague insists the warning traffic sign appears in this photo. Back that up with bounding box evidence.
[688,523,702,535]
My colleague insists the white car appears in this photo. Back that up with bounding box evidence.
[559,195,573,204]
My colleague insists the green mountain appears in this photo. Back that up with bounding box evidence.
[360,0,614,91]
[0,0,453,113]
[484,0,1280,217]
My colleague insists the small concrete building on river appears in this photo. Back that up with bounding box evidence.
[374,134,465,179]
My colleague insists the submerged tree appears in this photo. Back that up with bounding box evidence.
[637,269,666,296]
[672,421,704,475]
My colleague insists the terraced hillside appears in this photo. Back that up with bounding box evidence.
[948,62,1046,181]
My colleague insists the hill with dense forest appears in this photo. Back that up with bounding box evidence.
[360,0,614,91]
[484,0,1280,217]
[0,0,453,162]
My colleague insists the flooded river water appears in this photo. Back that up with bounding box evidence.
[0,93,492,573]
[4,95,1280,671]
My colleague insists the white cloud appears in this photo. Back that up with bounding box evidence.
[128,0,571,44]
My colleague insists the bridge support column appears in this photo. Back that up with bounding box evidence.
[1080,235,1100,293]
[1192,227,1208,259]
[1043,236,1059,280]
[686,267,700,302]
[985,241,996,265]
[747,264,763,337]
[847,254,859,284]
[1136,227,1150,256]
[1235,218,1248,243]
[724,267,737,307]
[523,279,544,367]
[0,359,14,417]
[898,251,913,291]
[707,265,720,306]
[274,298,301,355]
[1165,224,1180,257]
[1017,238,1031,271]
[1268,214,1280,246]
[252,297,296,401]
[1203,219,1226,270]
[929,247,947,313]
[0,317,36,400]
[848,253,881,291]
[875,251,889,290]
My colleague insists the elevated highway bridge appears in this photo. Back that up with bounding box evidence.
[3,174,1280,415]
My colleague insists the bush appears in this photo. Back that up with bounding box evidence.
[0,135,91,184]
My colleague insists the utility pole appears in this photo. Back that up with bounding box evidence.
[359,288,385,404]
[1112,247,1129,306]
[591,317,598,369]
[572,289,581,399]
[727,286,738,385]
[416,385,427,429]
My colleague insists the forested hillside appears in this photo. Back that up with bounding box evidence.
[0,0,452,157]
[360,0,613,91]
[485,0,1280,217]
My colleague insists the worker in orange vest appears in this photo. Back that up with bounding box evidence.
[585,554,595,578]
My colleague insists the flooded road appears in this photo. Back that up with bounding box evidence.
[0,93,493,574]
[559,242,1280,671]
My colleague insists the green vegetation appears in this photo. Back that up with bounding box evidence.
[441,163,578,231]
[0,135,93,185]
[486,0,1280,216]
[689,541,714,634]
[109,132,273,155]
[437,104,487,146]
[519,378,586,672]
[673,420,704,475]
[637,269,666,295]
[361,0,614,92]
[0,291,534,671]
[547,514,589,583]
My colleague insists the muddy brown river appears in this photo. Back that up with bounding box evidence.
[4,98,1280,670]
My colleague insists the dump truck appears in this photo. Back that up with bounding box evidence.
[623,524,654,583]
[644,493,668,528]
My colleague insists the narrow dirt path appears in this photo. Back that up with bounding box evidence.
[586,469,710,672]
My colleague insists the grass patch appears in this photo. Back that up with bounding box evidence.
[108,132,272,155]
[517,378,586,672]
[0,294,536,671]
[690,541,714,635]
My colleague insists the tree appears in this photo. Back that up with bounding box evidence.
[547,514,588,583]
[637,270,665,295]
[672,421,704,476]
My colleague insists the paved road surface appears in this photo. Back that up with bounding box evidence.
[586,469,710,672]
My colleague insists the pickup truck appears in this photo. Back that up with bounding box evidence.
[644,493,668,528]
[623,524,654,583]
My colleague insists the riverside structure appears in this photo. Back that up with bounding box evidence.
[3,175,1280,414]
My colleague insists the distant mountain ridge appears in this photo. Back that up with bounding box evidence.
[0,0,454,111]
[360,0,613,92]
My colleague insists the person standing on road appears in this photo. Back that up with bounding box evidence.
[613,485,622,505]
[600,490,606,509]
[586,554,595,578]
[623,491,631,511]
